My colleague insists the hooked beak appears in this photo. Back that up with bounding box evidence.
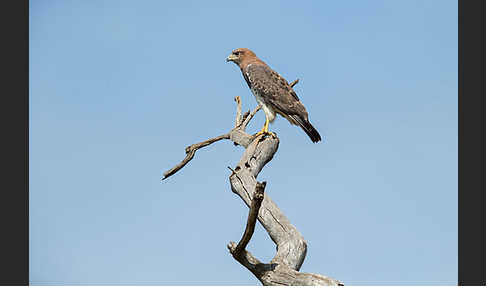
[226,54,238,62]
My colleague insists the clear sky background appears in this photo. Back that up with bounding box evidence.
[30,1,457,285]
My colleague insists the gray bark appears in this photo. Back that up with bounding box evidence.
[227,133,343,286]
[163,94,344,286]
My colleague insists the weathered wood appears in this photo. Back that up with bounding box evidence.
[233,181,266,255]
[162,78,300,180]
[161,133,230,180]
[227,134,343,286]
[235,96,243,127]
[228,182,266,277]
[163,95,343,286]
[162,95,265,180]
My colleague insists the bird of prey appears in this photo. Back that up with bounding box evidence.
[226,48,321,143]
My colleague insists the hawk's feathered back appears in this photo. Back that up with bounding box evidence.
[227,48,321,143]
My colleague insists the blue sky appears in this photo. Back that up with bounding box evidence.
[30,1,457,285]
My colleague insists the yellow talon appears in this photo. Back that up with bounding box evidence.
[254,115,276,138]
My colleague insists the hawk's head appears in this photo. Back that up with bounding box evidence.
[226,48,257,66]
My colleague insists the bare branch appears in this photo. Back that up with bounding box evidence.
[162,96,256,180]
[162,93,278,180]
[242,105,262,129]
[228,135,344,286]
[233,181,266,255]
[227,181,267,277]
[240,110,251,125]
[227,241,266,277]
[229,136,307,270]
[162,91,344,286]
[162,79,299,180]
[161,133,230,180]
[234,96,242,127]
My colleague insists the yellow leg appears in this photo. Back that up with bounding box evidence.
[254,115,275,137]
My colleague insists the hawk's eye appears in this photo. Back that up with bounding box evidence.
[234,51,240,56]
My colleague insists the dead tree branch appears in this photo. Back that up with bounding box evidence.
[162,78,299,180]
[226,129,343,286]
[161,133,230,180]
[231,181,266,256]
[162,83,343,286]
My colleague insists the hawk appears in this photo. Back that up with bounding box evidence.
[226,48,322,143]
